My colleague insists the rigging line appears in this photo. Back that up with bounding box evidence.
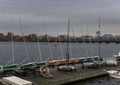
[45,31,53,61]
[81,27,89,57]
[69,24,73,58]
[5,59,13,66]
[72,27,81,58]
[45,56,51,62]
[35,24,42,62]
[69,43,73,59]
[20,58,28,64]
[54,34,60,60]
[71,24,76,42]
[71,24,77,58]
[86,27,95,56]
[11,26,15,64]
[66,18,70,66]
[57,32,64,59]
[5,23,15,65]
[98,18,101,57]
[19,19,30,64]
[56,33,59,59]
[37,35,42,62]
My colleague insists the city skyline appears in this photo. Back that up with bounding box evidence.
[0,0,120,36]
[1,32,120,43]
[0,31,119,37]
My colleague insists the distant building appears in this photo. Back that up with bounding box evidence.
[7,32,14,37]
[102,34,113,39]
[0,33,4,41]
[81,35,93,39]
[14,35,23,41]
[0,33,4,37]
[114,35,120,39]
[28,34,37,41]
[6,32,14,41]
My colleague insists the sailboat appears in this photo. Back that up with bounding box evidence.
[57,32,67,65]
[78,18,103,64]
[69,27,79,64]
[57,19,76,71]
[2,28,21,71]
[92,18,104,64]
[0,20,47,73]
[49,32,69,66]
[19,20,47,69]
[46,32,60,66]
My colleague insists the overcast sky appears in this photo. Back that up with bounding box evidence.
[0,0,120,36]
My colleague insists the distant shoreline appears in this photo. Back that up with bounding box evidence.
[0,40,120,43]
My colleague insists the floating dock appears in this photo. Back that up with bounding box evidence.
[0,56,118,85]
[21,63,120,85]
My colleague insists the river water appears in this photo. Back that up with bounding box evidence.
[70,75,120,85]
[0,42,120,84]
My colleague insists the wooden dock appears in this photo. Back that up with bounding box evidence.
[22,64,120,85]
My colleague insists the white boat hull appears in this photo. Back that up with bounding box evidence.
[107,70,120,79]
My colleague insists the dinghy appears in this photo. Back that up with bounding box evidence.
[107,70,120,79]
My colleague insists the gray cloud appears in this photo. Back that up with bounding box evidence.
[0,0,120,36]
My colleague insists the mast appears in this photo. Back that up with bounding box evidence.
[66,18,70,66]
[19,19,30,63]
[11,32,15,64]
[57,32,64,59]
[35,24,42,62]
[37,35,42,62]
[57,18,76,71]
[46,32,53,61]
[98,18,101,57]
[5,25,15,65]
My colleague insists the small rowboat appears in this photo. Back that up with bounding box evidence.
[107,70,120,79]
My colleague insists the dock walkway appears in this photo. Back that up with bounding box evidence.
[23,64,120,85]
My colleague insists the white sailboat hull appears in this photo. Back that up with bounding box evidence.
[109,74,120,78]
[107,70,120,79]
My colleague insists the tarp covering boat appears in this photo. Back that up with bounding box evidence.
[2,76,33,85]
[79,56,102,63]
[21,62,36,69]
[3,64,20,70]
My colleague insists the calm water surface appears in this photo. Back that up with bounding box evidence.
[0,42,120,85]
[0,42,119,65]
